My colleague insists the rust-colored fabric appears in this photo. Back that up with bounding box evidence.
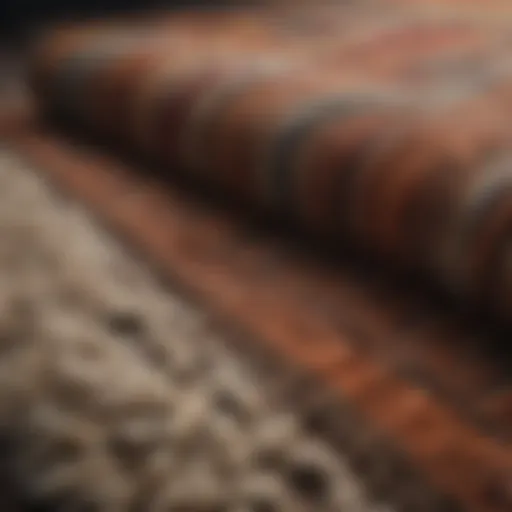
[29,1,512,322]
[21,5,512,510]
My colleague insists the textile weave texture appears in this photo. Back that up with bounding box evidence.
[0,147,404,512]
[23,2,512,511]
[29,0,512,323]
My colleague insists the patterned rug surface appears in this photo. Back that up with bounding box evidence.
[0,146,395,512]
[2,1,512,511]
[28,0,512,323]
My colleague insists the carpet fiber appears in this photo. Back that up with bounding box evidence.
[3,1,511,510]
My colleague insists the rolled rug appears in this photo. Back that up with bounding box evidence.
[28,2,512,323]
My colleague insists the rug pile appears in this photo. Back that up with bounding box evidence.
[6,1,511,510]
[30,0,512,321]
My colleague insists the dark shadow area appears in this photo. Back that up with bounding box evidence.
[0,0,241,47]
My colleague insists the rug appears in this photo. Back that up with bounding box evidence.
[2,1,511,510]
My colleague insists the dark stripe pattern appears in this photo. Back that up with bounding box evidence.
[29,0,512,322]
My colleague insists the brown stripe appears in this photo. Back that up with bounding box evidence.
[353,91,511,261]
[203,73,375,205]
[295,109,406,237]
